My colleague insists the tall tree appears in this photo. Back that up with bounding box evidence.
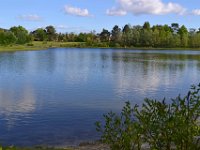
[140,29,153,47]
[143,22,151,30]
[129,26,141,46]
[178,25,188,47]
[45,25,56,41]
[111,25,122,45]
[122,24,131,47]
[99,29,110,42]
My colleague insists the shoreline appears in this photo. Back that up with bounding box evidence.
[1,141,110,150]
[1,41,200,53]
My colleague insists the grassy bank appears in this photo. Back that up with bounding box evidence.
[1,41,200,52]
[0,41,86,52]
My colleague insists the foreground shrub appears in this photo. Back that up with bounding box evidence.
[96,84,200,150]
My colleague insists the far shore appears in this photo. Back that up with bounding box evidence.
[1,41,200,52]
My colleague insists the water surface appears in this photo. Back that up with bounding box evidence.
[0,48,200,146]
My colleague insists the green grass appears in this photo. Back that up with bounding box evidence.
[0,41,86,52]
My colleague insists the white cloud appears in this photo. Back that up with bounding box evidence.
[18,14,42,21]
[106,7,127,16]
[56,25,68,30]
[107,0,186,16]
[192,9,200,15]
[64,5,92,17]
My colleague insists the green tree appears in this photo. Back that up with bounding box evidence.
[0,30,17,45]
[66,32,77,42]
[169,34,181,47]
[189,33,200,48]
[122,24,131,47]
[75,33,87,42]
[31,28,47,41]
[99,29,110,43]
[178,25,188,47]
[110,25,122,46]
[10,26,30,44]
[143,21,151,30]
[45,25,56,41]
[57,33,66,42]
[140,29,153,47]
[130,26,141,47]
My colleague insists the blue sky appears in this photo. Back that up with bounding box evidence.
[0,0,200,33]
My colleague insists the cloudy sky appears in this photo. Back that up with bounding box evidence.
[0,0,200,32]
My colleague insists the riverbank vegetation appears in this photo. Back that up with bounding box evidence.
[96,84,200,150]
[1,22,200,51]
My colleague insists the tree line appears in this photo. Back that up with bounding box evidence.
[1,22,200,48]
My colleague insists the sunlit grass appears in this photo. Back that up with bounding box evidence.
[0,41,85,52]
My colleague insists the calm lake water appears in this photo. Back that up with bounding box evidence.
[0,48,200,146]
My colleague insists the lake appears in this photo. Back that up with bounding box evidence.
[0,48,200,146]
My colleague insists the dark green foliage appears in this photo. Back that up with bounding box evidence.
[96,84,200,150]
[31,28,47,41]
[111,25,121,45]
[99,29,110,43]
[143,22,151,30]
[45,26,56,41]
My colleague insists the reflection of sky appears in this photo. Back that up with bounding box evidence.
[0,84,35,129]
[0,48,200,146]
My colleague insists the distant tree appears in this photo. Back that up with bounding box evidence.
[169,34,181,47]
[122,24,131,47]
[57,33,66,42]
[85,31,98,45]
[31,28,47,41]
[99,29,110,42]
[66,32,77,42]
[0,30,17,45]
[140,29,153,47]
[130,26,141,46]
[163,24,173,33]
[189,33,200,48]
[122,24,131,34]
[10,26,30,44]
[75,33,87,42]
[178,25,188,47]
[111,25,122,46]
[152,28,160,47]
[143,22,151,30]
[45,25,56,41]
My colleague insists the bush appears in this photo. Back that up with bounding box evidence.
[27,43,34,46]
[96,84,200,150]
